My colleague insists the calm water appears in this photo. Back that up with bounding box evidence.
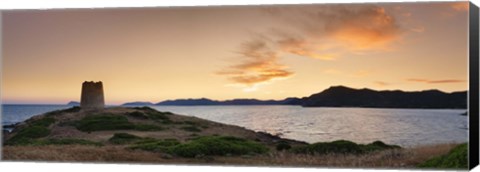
[2,105,71,126]
[149,106,468,147]
[2,105,468,147]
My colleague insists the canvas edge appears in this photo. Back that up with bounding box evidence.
[469,1,480,170]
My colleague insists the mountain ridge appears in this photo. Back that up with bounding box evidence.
[123,86,466,109]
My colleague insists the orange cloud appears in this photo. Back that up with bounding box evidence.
[406,78,465,84]
[323,6,403,51]
[216,40,293,88]
[374,81,390,86]
[276,37,336,60]
[263,4,404,57]
[219,5,404,91]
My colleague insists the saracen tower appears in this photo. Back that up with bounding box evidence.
[80,81,105,109]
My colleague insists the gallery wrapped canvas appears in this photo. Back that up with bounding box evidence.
[1,0,479,170]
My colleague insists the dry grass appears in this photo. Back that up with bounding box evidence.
[2,145,170,163]
[2,143,458,168]
[208,143,457,168]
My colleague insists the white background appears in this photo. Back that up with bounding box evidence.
[0,0,479,172]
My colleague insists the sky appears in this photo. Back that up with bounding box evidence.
[1,1,469,105]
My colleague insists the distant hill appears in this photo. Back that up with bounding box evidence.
[156,98,219,106]
[149,85,467,109]
[67,101,80,106]
[122,101,154,106]
[302,86,467,109]
[155,98,304,106]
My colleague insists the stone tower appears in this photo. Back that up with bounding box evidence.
[80,81,105,109]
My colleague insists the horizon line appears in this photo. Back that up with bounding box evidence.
[2,85,468,105]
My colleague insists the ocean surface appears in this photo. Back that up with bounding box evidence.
[2,104,468,147]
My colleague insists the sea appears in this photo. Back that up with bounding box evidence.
[1,104,468,147]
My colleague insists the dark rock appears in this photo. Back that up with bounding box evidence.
[302,86,467,109]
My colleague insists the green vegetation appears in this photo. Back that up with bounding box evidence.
[130,139,181,152]
[109,133,142,144]
[5,117,57,145]
[292,140,400,155]
[276,141,292,151]
[134,124,164,131]
[63,106,82,113]
[45,106,81,116]
[145,111,172,124]
[169,136,269,158]
[74,114,164,132]
[28,117,56,127]
[126,109,172,124]
[5,126,51,145]
[127,111,149,119]
[180,126,202,132]
[418,143,468,169]
[75,114,135,132]
[183,121,197,125]
[129,136,269,158]
[132,106,156,111]
[6,138,102,146]
[364,141,401,152]
[38,138,103,146]
[131,106,173,115]
[15,126,51,139]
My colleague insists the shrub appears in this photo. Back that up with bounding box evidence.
[132,107,173,115]
[5,126,51,145]
[127,111,149,119]
[74,114,169,132]
[109,133,142,144]
[129,136,269,158]
[46,106,80,116]
[74,114,135,132]
[39,138,103,146]
[132,106,156,111]
[293,140,363,154]
[130,139,181,152]
[292,140,400,155]
[28,117,56,127]
[418,143,468,169]
[134,124,164,131]
[276,141,292,151]
[146,112,170,121]
[16,126,51,138]
[5,116,56,145]
[363,141,401,152]
[63,106,81,113]
[6,138,102,146]
[128,109,173,124]
[183,121,197,125]
[181,126,202,132]
[169,136,269,158]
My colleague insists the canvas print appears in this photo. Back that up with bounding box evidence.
[1,1,472,169]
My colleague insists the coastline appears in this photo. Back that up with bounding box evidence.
[1,106,467,168]
[2,105,468,147]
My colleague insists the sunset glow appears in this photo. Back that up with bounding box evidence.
[1,2,469,104]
